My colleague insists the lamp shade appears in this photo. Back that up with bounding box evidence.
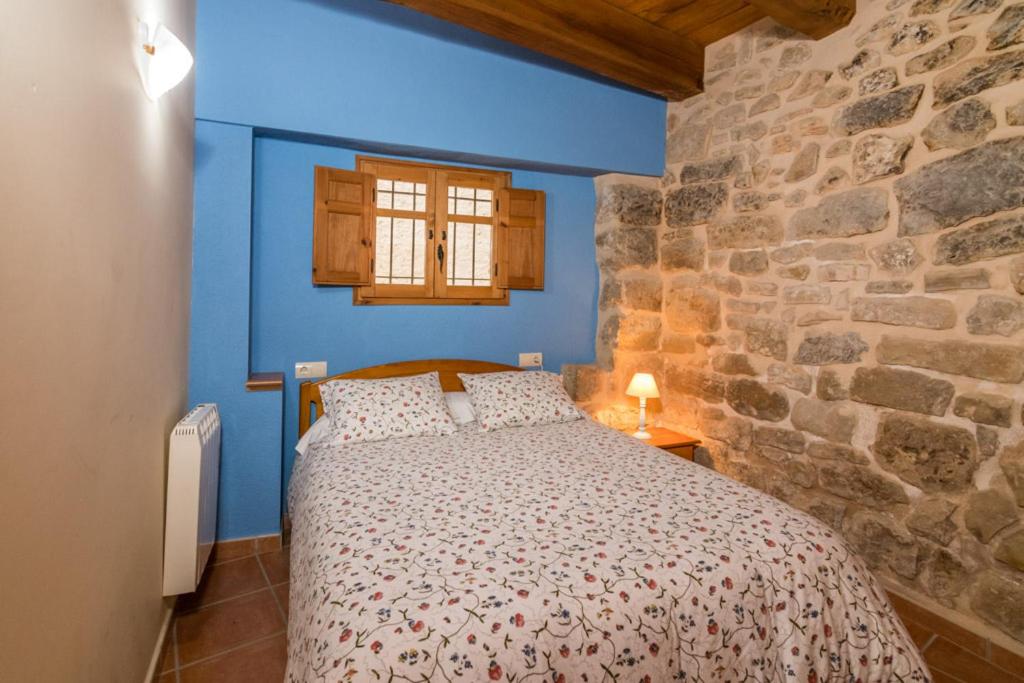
[139,22,193,100]
[625,372,659,399]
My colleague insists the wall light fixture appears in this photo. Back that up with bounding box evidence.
[137,21,193,101]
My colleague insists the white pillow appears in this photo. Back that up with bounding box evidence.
[295,416,332,456]
[444,391,476,425]
[320,371,456,444]
[458,370,583,431]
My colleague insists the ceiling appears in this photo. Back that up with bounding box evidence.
[383,0,856,100]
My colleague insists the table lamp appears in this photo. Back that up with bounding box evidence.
[626,372,659,439]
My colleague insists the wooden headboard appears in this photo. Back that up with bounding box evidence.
[297,359,522,437]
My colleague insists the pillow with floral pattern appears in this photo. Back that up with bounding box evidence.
[458,370,583,431]
[320,372,456,444]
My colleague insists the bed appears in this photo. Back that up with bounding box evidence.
[287,360,929,682]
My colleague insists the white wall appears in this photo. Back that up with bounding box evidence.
[0,0,195,679]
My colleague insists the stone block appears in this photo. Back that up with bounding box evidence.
[783,284,831,304]
[923,268,990,292]
[596,227,658,270]
[907,497,958,546]
[849,366,955,416]
[844,511,920,578]
[767,363,812,395]
[791,398,857,443]
[933,214,1024,266]
[905,36,976,76]
[877,335,1024,383]
[725,378,790,422]
[965,489,1018,542]
[711,353,756,376]
[664,182,728,227]
[988,4,1024,50]
[596,184,662,226]
[754,426,806,453]
[852,133,913,184]
[970,570,1024,642]
[953,392,1014,427]
[870,238,922,275]
[933,49,1024,108]
[816,368,849,400]
[967,295,1024,337]
[922,98,996,151]
[788,187,889,240]
[832,85,924,136]
[728,250,768,275]
[873,412,978,492]
[851,296,956,330]
[794,332,870,365]
[708,215,784,250]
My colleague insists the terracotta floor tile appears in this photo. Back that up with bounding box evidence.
[888,593,988,657]
[929,668,965,683]
[924,637,1024,683]
[274,583,290,619]
[258,549,290,585]
[256,534,282,554]
[178,556,268,610]
[212,538,256,565]
[991,641,1024,677]
[175,589,284,665]
[898,617,935,649]
[158,631,176,673]
[178,634,287,683]
[157,673,176,683]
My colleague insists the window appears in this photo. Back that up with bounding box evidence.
[312,156,545,305]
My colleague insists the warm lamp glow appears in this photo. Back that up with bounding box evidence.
[138,21,193,101]
[626,372,660,399]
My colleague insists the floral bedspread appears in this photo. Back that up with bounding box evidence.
[286,418,929,682]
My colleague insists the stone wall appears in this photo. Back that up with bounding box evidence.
[566,0,1024,647]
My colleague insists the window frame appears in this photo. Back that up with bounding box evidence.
[353,156,512,306]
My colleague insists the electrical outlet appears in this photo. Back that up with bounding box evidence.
[518,352,543,368]
[295,361,328,379]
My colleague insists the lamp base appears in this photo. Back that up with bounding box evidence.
[632,430,652,440]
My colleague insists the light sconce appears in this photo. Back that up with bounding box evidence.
[626,372,659,440]
[137,21,193,101]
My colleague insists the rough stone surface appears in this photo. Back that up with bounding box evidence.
[845,511,920,579]
[815,166,850,194]
[789,70,832,101]
[819,263,871,282]
[1009,99,1024,126]
[924,268,990,292]
[733,191,768,213]
[859,67,899,96]
[988,4,1024,51]
[795,332,870,365]
[922,98,996,151]
[950,0,1001,20]
[711,353,756,376]
[887,21,939,56]
[708,215,784,250]
[788,187,890,240]
[906,498,959,546]
[897,137,1024,236]
[749,93,781,116]
[767,363,812,395]
[906,36,976,76]
[667,120,711,164]
[1001,440,1024,506]
[826,139,853,158]
[784,143,820,182]
[965,489,1018,541]
[933,214,1024,265]
[970,570,1024,642]
[679,155,742,184]
[995,529,1024,571]
[698,407,752,449]
[665,364,726,404]
[870,238,923,275]
[877,335,1024,383]
[600,273,663,312]
[778,265,811,280]
[850,366,955,415]
[615,314,662,351]
[819,462,909,511]
[807,440,870,465]
[816,242,868,262]
[978,425,1001,460]
[852,133,913,183]
[596,185,662,226]
[812,85,852,109]
[730,316,789,360]
[925,547,972,598]
[596,227,658,270]
[851,296,957,330]
[754,426,806,453]
[832,85,925,136]
[728,250,768,275]
[725,379,790,422]
[954,392,1014,427]
[909,0,955,15]
[967,295,1024,337]
[664,280,720,334]
[839,49,881,80]
[664,183,729,227]
[771,242,813,264]
[791,398,858,443]
[1012,255,1024,293]
[816,369,849,400]
[933,49,1024,107]
[866,280,914,294]
[873,412,978,492]
[783,285,831,305]
[661,228,706,271]
[779,44,812,69]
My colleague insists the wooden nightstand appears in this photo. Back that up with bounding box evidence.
[632,427,702,460]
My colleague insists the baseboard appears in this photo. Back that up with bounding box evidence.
[144,600,175,683]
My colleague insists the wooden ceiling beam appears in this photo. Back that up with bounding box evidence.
[746,0,855,40]
[382,0,705,99]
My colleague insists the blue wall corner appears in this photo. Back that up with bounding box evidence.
[190,121,282,538]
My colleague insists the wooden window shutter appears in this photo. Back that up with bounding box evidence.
[497,188,545,290]
[312,166,375,285]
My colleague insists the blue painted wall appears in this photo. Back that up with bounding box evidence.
[196,0,665,176]
[190,0,667,539]
[250,137,599,492]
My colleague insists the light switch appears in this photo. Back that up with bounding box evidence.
[295,361,328,379]
[518,352,543,368]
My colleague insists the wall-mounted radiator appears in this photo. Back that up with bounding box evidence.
[163,404,221,596]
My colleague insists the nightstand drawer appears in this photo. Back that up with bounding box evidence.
[662,445,694,460]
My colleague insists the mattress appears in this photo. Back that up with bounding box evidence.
[286,417,929,682]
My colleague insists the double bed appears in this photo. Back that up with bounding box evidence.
[286,360,929,682]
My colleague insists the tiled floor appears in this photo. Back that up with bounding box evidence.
[156,538,1023,683]
[156,537,289,683]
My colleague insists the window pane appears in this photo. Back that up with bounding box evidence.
[447,197,455,214]
[477,189,493,201]
[395,180,414,193]
[413,219,426,280]
[377,179,393,191]
[456,198,474,215]
[375,217,392,279]
[391,218,413,281]
[415,195,426,212]
[447,221,491,287]
[374,216,425,285]
[394,191,414,211]
[475,200,492,217]
[377,191,393,210]
[456,186,474,198]
[448,185,493,218]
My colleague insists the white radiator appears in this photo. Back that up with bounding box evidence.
[163,403,221,596]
